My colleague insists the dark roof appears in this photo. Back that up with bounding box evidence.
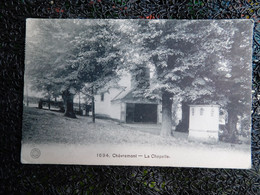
[112,89,159,104]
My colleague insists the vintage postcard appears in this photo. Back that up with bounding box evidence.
[21,19,253,168]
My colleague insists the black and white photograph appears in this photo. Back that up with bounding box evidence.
[21,19,253,168]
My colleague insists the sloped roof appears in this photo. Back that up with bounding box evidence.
[112,89,159,104]
[111,87,131,102]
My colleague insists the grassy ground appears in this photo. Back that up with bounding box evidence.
[22,106,250,151]
[22,106,173,145]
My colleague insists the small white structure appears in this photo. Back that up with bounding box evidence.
[188,105,219,143]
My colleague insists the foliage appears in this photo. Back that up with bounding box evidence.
[117,20,253,139]
[26,20,130,99]
[25,19,83,98]
[25,19,253,137]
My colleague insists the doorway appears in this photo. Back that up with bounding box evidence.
[126,103,157,123]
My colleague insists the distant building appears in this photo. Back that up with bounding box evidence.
[188,105,219,142]
[94,68,162,124]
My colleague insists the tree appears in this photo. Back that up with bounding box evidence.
[25,19,253,140]
[173,20,253,142]
[120,20,241,137]
[207,21,253,142]
[25,19,83,118]
[67,20,123,121]
[25,20,122,119]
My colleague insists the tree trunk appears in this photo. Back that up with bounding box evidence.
[171,99,179,127]
[160,90,173,137]
[62,91,76,118]
[38,100,43,109]
[175,101,189,132]
[92,87,95,123]
[48,97,51,110]
[225,110,239,143]
[79,92,81,115]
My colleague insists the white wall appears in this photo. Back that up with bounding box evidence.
[94,71,132,121]
[189,105,219,142]
[95,88,122,121]
[118,71,131,88]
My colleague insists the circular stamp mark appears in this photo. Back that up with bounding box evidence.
[30,148,41,159]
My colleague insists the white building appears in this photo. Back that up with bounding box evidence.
[94,70,162,124]
[188,105,219,142]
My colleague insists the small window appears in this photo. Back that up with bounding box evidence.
[101,93,104,101]
[191,108,195,116]
[200,108,204,116]
[211,108,214,117]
